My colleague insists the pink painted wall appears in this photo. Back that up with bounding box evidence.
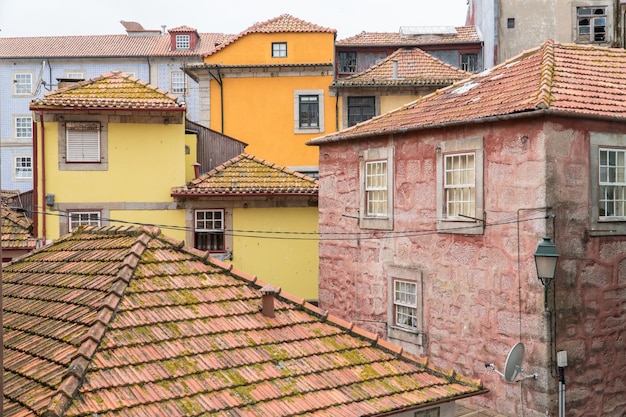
[316,116,626,416]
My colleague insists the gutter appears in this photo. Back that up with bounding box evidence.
[171,192,318,198]
[39,110,47,242]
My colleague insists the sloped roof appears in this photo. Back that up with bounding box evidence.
[0,32,229,58]
[172,153,319,196]
[2,226,485,416]
[1,207,37,250]
[206,14,336,56]
[336,26,480,46]
[334,47,470,88]
[309,40,626,145]
[30,71,184,111]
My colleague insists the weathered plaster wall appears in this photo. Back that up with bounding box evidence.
[317,117,626,416]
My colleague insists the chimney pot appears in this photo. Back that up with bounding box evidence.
[260,285,278,318]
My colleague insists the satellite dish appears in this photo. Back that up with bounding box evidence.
[484,342,537,383]
[503,342,525,382]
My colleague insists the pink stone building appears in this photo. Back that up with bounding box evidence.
[309,40,626,416]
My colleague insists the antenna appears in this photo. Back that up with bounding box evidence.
[485,342,538,382]
[33,60,46,95]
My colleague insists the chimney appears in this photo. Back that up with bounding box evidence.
[260,285,278,318]
[193,162,201,179]
[392,60,399,79]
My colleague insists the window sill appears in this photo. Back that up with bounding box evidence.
[437,219,484,235]
[387,325,422,346]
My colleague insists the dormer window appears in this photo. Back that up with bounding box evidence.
[176,34,190,49]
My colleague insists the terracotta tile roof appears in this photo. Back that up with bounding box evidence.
[336,26,480,46]
[2,226,486,416]
[172,153,319,196]
[309,40,626,145]
[30,71,184,111]
[1,207,37,250]
[207,14,336,56]
[0,32,229,58]
[168,25,197,32]
[334,47,470,88]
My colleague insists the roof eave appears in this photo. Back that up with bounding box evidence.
[307,108,626,146]
[171,191,318,198]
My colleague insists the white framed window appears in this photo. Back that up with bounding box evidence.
[66,122,101,163]
[387,265,423,346]
[436,136,484,234]
[14,156,32,179]
[15,116,32,138]
[176,34,190,49]
[599,147,626,218]
[68,211,101,232]
[359,146,394,230]
[589,133,626,235]
[64,71,85,80]
[14,73,32,95]
[393,279,417,330]
[272,42,287,57]
[171,71,187,94]
[294,90,324,134]
[577,6,607,43]
[365,161,388,217]
[195,209,225,252]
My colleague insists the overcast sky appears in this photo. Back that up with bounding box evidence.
[0,0,469,39]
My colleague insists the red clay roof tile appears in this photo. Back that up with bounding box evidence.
[1,208,37,250]
[29,71,183,111]
[172,153,319,196]
[309,40,626,145]
[3,225,485,416]
[337,26,480,46]
[334,47,469,87]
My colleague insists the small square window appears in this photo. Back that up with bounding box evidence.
[68,211,101,232]
[347,96,376,127]
[460,53,480,72]
[507,18,515,29]
[14,73,32,95]
[195,209,225,252]
[16,116,32,139]
[14,156,32,179]
[176,34,190,49]
[339,51,357,73]
[577,7,607,43]
[272,42,287,57]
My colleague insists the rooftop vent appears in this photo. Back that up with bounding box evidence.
[260,285,278,318]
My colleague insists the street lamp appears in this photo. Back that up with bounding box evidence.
[534,236,559,309]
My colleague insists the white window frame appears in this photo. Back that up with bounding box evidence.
[171,71,187,94]
[359,146,394,230]
[576,5,608,43]
[387,265,423,346]
[14,72,33,95]
[365,160,388,217]
[13,156,32,180]
[66,122,101,163]
[15,116,32,139]
[589,132,626,235]
[194,209,225,252]
[64,71,85,80]
[294,90,324,134]
[68,211,101,232]
[436,136,484,234]
[175,34,190,49]
[272,42,287,57]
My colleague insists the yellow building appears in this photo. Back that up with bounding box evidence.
[185,14,337,176]
[29,72,189,242]
[172,153,319,301]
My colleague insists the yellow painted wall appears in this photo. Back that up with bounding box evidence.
[205,31,336,168]
[206,33,335,65]
[37,119,187,241]
[232,206,319,300]
[381,95,421,114]
[109,209,187,242]
[210,75,334,167]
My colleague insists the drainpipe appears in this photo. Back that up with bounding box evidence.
[32,117,38,234]
[39,110,47,242]
[208,67,224,133]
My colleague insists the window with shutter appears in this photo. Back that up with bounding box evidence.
[66,122,100,162]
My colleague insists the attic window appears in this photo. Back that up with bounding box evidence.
[577,6,607,43]
[272,42,287,57]
[176,34,190,49]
